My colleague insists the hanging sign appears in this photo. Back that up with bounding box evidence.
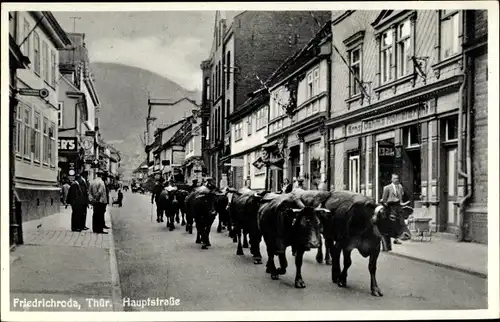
[18,88,49,98]
[58,137,78,152]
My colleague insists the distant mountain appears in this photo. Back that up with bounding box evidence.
[90,62,201,179]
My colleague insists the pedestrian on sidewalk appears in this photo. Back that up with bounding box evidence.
[66,173,86,232]
[79,170,90,231]
[381,173,409,251]
[89,170,109,234]
[117,189,124,207]
[151,177,166,223]
[61,178,71,208]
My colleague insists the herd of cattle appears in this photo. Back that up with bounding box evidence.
[153,185,411,297]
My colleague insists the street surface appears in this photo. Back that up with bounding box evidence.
[109,191,487,311]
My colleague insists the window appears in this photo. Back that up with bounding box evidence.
[43,118,49,164]
[42,41,49,82]
[23,106,32,158]
[14,105,22,155]
[313,68,320,95]
[380,30,393,84]
[349,47,362,96]
[440,10,461,60]
[445,116,458,141]
[34,32,40,75]
[57,102,64,127]
[205,77,210,101]
[234,122,243,141]
[225,102,230,132]
[246,154,251,177]
[348,153,360,193]
[23,18,31,59]
[404,124,420,147]
[397,20,412,77]
[51,50,57,87]
[256,106,267,130]
[49,122,56,167]
[33,111,41,161]
[226,51,231,89]
[307,73,313,98]
[247,115,252,136]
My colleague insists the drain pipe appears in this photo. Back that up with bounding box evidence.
[457,11,472,242]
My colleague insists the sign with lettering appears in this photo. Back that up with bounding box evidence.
[58,137,78,152]
[18,88,49,98]
[378,146,395,157]
[345,104,431,137]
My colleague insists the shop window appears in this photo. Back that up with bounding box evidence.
[445,116,458,142]
[308,142,322,190]
[403,124,420,147]
[348,153,360,193]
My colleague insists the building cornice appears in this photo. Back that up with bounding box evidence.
[31,11,72,48]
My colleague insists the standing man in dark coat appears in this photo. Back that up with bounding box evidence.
[67,173,86,232]
[151,177,166,223]
[78,170,90,231]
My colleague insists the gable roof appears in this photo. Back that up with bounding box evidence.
[371,10,394,27]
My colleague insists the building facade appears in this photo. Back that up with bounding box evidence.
[201,10,331,188]
[266,22,332,192]
[58,32,101,181]
[327,10,487,243]
[13,11,72,222]
[227,90,269,190]
[181,112,204,185]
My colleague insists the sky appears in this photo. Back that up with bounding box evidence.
[52,11,215,91]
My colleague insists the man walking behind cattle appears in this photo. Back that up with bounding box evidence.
[89,171,109,234]
[151,177,166,223]
[381,173,409,251]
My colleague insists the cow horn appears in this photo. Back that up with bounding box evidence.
[291,209,301,213]
[315,206,330,213]
[373,205,385,223]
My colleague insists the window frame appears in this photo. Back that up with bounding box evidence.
[349,46,362,96]
[33,110,41,162]
[234,121,243,141]
[396,19,412,78]
[247,115,252,136]
[15,104,22,156]
[439,10,462,62]
[23,105,32,159]
[445,116,459,142]
[43,117,49,164]
[42,41,49,82]
[23,18,31,61]
[404,124,421,148]
[380,30,394,85]
[33,31,40,75]
[348,153,361,193]
[306,72,314,99]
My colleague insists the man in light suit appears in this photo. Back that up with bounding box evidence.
[381,173,408,251]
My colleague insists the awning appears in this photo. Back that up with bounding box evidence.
[15,183,61,191]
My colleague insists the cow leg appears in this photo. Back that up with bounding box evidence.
[294,249,306,288]
[242,232,249,248]
[236,228,244,255]
[175,209,180,224]
[338,249,352,288]
[251,231,263,265]
[181,211,186,226]
[217,217,223,233]
[265,245,279,280]
[195,226,202,244]
[369,247,383,297]
[324,241,332,265]
[316,237,324,264]
[329,241,341,284]
[277,252,288,275]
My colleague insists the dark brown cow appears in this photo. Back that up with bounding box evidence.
[305,190,409,296]
[257,193,330,288]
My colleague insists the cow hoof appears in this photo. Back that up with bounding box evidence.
[325,259,332,265]
[243,241,249,248]
[195,239,201,244]
[217,227,222,233]
[316,256,323,264]
[371,288,384,297]
[169,227,174,231]
[201,245,208,250]
[337,278,347,288]
[232,237,237,243]
[175,217,180,224]
[292,252,296,257]
[295,279,306,288]
[271,274,279,280]
[265,266,274,274]
[206,242,211,247]
[181,222,186,226]
[253,258,262,265]
[236,249,244,256]
[277,267,286,275]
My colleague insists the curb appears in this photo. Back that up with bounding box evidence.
[107,209,124,311]
[386,251,487,279]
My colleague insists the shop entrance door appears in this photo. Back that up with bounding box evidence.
[401,148,422,205]
[443,146,458,229]
[377,139,395,201]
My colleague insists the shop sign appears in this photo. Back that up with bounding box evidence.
[346,122,362,137]
[58,137,78,152]
[362,104,431,133]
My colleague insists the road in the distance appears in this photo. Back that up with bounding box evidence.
[109,191,487,311]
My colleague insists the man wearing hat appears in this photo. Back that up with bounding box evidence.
[151,177,166,223]
[89,170,109,234]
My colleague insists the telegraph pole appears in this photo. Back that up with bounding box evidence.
[69,16,81,33]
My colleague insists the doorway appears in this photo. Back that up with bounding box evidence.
[377,138,395,201]
[402,148,422,205]
[289,146,300,182]
[442,146,458,230]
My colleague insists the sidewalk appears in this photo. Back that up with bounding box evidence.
[9,203,123,312]
[384,234,488,278]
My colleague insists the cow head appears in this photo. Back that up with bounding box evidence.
[371,203,413,238]
[287,206,329,250]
